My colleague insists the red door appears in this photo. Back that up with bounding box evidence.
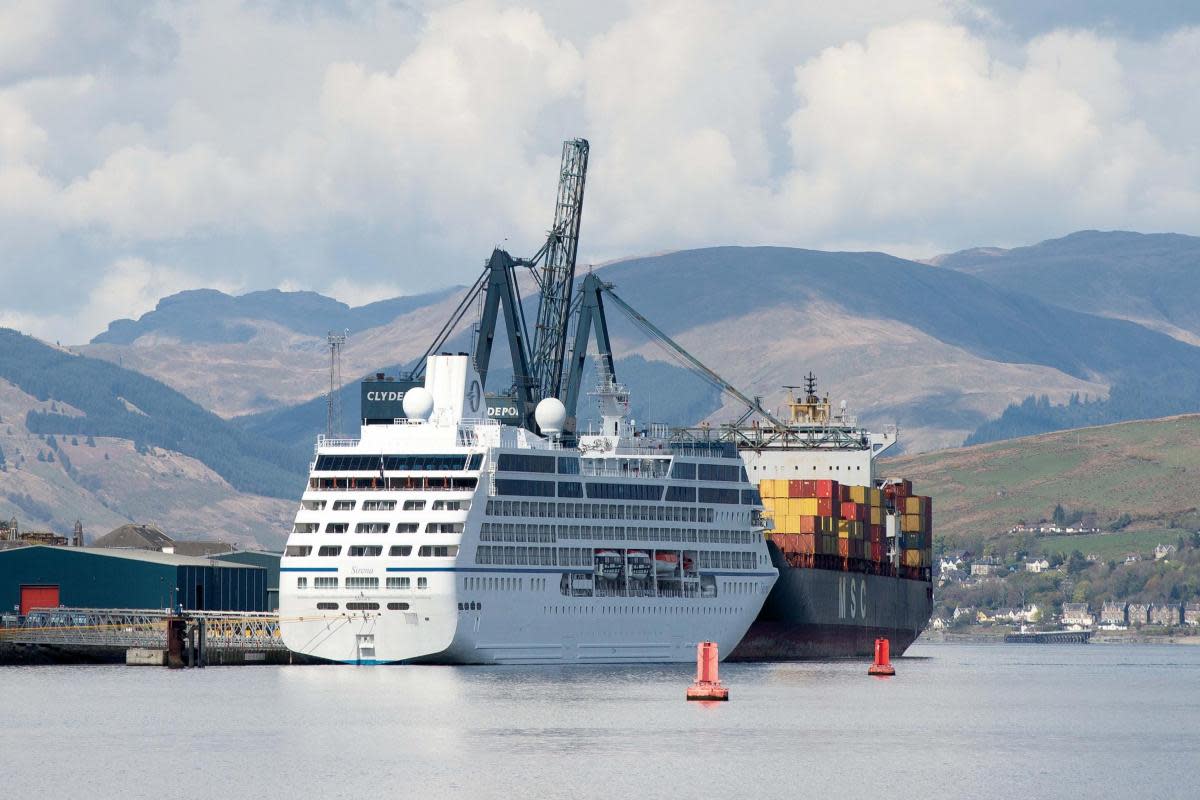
[20,585,60,615]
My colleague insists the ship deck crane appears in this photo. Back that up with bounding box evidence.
[403,139,589,430]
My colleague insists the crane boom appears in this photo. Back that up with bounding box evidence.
[529,139,589,402]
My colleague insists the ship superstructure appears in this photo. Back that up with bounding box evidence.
[279,355,777,664]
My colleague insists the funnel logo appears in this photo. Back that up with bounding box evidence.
[468,380,482,414]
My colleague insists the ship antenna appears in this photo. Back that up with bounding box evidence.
[804,371,818,403]
[326,329,348,437]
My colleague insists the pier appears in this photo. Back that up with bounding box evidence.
[1004,630,1092,644]
[0,607,293,665]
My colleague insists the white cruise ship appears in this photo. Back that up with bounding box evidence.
[279,354,778,664]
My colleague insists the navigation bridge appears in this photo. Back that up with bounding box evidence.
[0,607,293,665]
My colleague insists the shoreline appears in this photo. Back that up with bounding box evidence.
[919,630,1200,645]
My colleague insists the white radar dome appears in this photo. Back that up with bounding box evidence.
[535,397,567,436]
[402,386,435,421]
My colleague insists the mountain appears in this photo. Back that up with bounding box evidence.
[882,413,1200,552]
[931,231,1200,442]
[931,230,1200,346]
[0,329,301,547]
[235,243,1200,458]
[80,287,463,417]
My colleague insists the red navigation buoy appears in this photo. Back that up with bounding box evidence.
[868,637,895,676]
[687,641,729,701]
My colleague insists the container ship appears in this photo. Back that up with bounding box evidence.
[720,376,934,660]
[278,355,778,664]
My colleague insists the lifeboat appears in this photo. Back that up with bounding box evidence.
[654,551,680,575]
[593,550,624,581]
[626,550,652,580]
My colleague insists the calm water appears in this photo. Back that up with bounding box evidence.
[2,643,1198,799]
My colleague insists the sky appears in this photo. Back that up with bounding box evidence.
[1,0,1198,343]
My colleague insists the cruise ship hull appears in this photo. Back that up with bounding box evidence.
[280,569,772,665]
[729,543,933,661]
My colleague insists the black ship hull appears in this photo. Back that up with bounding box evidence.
[730,543,933,661]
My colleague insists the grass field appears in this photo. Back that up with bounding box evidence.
[882,414,1200,543]
[1036,530,1186,561]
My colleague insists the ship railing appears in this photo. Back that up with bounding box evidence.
[315,435,361,453]
[457,418,501,448]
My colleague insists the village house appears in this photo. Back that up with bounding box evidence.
[1100,601,1127,626]
[1184,602,1200,627]
[1154,543,1176,561]
[1025,559,1050,573]
[1149,604,1181,627]
[1061,603,1093,627]
[971,559,1001,577]
[1127,603,1151,626]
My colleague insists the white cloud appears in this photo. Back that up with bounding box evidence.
[0,1,1198,342]
[0,256,239,342]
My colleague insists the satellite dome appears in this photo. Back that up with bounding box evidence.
[535,397,567,436]
[402,386,435,421]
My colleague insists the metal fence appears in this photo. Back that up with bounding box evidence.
[0,607,286,651]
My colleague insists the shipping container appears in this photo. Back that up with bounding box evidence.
[815,480,839,499]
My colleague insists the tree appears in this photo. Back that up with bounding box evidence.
[85,435,96,447]
[1067,550,1088,575]
[1052,504,1067,526]
[36,450,46,462]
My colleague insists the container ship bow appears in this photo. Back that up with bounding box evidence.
[696,375,934,660]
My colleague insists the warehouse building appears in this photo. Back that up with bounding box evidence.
[211,551,281,611]
[0,546,268,614]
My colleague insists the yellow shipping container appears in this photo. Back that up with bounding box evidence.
[848,485,867,504]
[782,515,802,534]
[761,496,776,513]
[901,514,926,533]
[758,479,775,498]
[793,498,820,516]
[904,496,925,515]
[867,488,883,507]
[903,549,923,568]
[870,506,882,525]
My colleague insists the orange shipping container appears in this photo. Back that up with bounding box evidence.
[798,516,818,534]
[815,480,839,499]
[837,539,850,558]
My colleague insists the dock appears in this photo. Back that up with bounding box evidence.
[0,607,296,665]
[1004,629,1092,644]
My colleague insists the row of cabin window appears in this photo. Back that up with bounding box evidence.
[486,500,718,523]
[495,453,584,475]
[314,602,411,611]
[300,576,428,590]
[313,454,481,471]
[479,522,757,545]
[286,544,459,558]
[292,522,465,534]
[301,499,470,512]
[308,477,478,491]
[474,546,753,569]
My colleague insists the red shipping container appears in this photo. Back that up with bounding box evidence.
[800,480,817,497]
[837,539,850,558]
[787,480,803,498]
[869,524,884,543]
[816,498,835,517]
[799,516,818,534]
[795,533,817,554]
[815,480,839,499]
[871,541,884,562]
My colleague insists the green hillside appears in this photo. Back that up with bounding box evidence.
[0,328,301,498]
[882,414,1200,549]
